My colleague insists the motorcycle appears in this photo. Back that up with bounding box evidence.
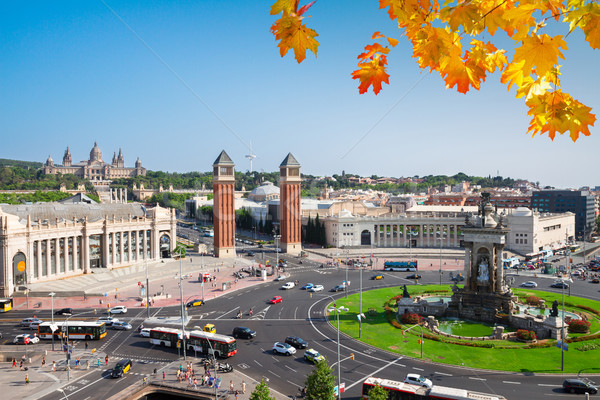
[216,362,233,373]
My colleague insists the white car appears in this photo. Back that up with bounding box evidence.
[274,275,287,281]
[13,334,40,344]
[108,306,128,314]
[404,374,433,389]
[273,342,296,356]
[20,318,42,327]
[281,282,295,290]
[520,281,538,288]
[98,316,119,326]
[309,285,324,292]
[140,328,151,338]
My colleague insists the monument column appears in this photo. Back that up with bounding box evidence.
[213,150,236,258]
[279,153,302,255]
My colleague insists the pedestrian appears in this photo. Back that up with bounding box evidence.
[12,358,16,368]
[163,371,166,381]
[193,377,198,389]
[230,380,234,393]
[105,355,109,365]
[86,360,90,370]
[242,380,246,394]
[25,373,30,384]
[97,358,101,368]
[235,389,239,400]
[85,341,88,350]
[143,376,147,385]
[52,361,57,372]
[75,357,80,368]
[19,360,23,370]
[41,356,46,368]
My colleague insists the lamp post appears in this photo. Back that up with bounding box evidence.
[145,261,150,319]
[439,237,443,286]
[49,292,56,351]
[359,267,363,338]
[206,337,218,400]
[328,305,349,400]
[403,323,424,358]
[177,246,187,361]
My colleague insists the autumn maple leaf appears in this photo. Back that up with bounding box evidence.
[271,13,319,63]
[351,56,390,95]
[513,34,567,77]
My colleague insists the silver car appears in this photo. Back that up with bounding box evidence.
[111,321,132,330]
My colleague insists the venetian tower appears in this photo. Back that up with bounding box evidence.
[279,153,302,255]
[212,150,236,258]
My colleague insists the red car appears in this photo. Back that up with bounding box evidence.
[269,296,283,304]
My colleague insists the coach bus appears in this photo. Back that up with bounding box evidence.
[149,327,185,348]
[0,298,13,313]
[384,261,418,272]
[187,330,237,358]
[38,321,107,340]
[362,377,508,400]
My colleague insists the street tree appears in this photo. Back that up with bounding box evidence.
[249,379,276,400]
[304,359,336,400]
[367,384,389,400]
[271,0,599,141]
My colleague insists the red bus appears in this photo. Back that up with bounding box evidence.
[187,330,237,358]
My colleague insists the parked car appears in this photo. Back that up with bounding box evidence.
[108,306,128,314]
[232,326,256,339]
[281,282,295,290]
[20,318,42,327]
[285,336,308,349]
[273,342,296,355]
[330,285,346,292]
[111,321,132,330]
[54,308,73,316]
[591,278,600,284]
[304,348,325,364]
[274,275,287,281]
[551,281,569,289]
[13,334,40,345]
[269,296,283,304]
[111,359,133,378]
[370,274,384,280]
[139,328,151,338]
[186,299,204,308]
[563,379,598,394]
[98,316,119,326]
[301,283,315,290]
[403,374,433,389]
[406,274,422,280]
[309,285,324,292]
[520,281,538,288]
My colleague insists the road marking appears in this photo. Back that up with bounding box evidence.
[216,307,240,319]
[345,358,403,391]
[254,360,262,367]
[285,365,297,372]
[397,364,406,367]
[268,370,281,378]
[502,381,521,385]
[538,384,560,387]
[469,377,487,381]
[61,375,106,396]
[413,367,424,371]
[434,372,452,376]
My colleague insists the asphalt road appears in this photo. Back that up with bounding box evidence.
[2,251,600,399]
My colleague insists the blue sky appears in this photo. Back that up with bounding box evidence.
[1,1,598,188]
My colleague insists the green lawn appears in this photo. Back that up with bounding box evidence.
[329,285,600,373]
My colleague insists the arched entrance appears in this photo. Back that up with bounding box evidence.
[160,234,171,258]
[361,230,371,245]
[13,252,27,288]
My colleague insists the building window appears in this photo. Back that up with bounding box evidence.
[115,233,121,263]
[139,231,144,258]
[131,231,137,261]
[50,239,56,275]
[33,241,39,279]
[59,238,65,273]
[41,241,47,276]
[77,236,83,269]
[109,233,113,264]
[68,237,74,271]
[123,232,129,262]
[146,230,152,258]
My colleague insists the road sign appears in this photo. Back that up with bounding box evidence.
[50,324,59,333]
[557,340,569,351]
[340,382,345,393]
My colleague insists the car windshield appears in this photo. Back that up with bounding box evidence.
[417,376,425,382]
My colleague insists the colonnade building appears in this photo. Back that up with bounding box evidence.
[0,203,176,297]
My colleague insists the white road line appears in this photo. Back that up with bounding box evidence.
[287,380,300,387]
[469,377,487,381]
[434,371,452,376]
[254,360,262,367]
[502,381,521,385]
[397,364,406,367]
[216,307,239,319]
[285,365,297,372]
[62,375,106,396]
[413,367,424,371]
[538,384,560,387]
[345,358,403,391]
[268,370,281,378]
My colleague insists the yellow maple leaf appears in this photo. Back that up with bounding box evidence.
[513,34,567,77]
[582,13,600,49]
[410,27,461,71]
[502,3,538,41]
[439,55,487,93]
[270,0,297,15]
[271,14,319,63]
[440,2,481,34]
[500,60,526,91]
[351,55,390,95]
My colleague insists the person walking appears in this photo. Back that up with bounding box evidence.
[19,360,23,370]
[163,371,166,381]
[97,358,101,368]
[85,341,88,350]
[193,377,198,389]
[12,358,16,368]
[105,355,109,365]
[242,380,246,394]
[230,380,234,393]
[235,389,239,400]
[41,356,46,368]
[25,374,30,384]
[52,361,56,372]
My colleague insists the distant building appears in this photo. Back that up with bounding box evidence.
[531,190,595,239]
[41,142,146,181]
[0,202,176,297]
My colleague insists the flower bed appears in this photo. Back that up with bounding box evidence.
[568,319,591,334]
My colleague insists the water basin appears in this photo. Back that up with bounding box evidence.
[437,317,514,337]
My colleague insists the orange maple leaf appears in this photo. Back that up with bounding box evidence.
[270,0,297,15]
[439,55,487,93]
[513,34,567,77]
[351,55,390,95]
[582,13,600,49]
[271,13,319,63]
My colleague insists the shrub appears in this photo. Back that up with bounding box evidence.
[576,305,600,317]
[526,296,542,306]
[568,319,591,334]
[516,329,537,341]
[400,312,422,325]
[566,332,600,343]
[367,308,378,316]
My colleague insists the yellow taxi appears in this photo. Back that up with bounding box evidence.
[111,359,132,378]
[186,299,205,308]
[370,274,384,280]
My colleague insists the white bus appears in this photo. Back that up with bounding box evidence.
[187,330,237,358]
[38,321,107,340]
[149,327,184,348]
[502,258,520,269]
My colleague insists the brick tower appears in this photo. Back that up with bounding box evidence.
[212,150,236,258]
[279,153,302,255]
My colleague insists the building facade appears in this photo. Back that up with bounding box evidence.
[531,190,595,240]
[0,203,176,297]
[42,142,146,181]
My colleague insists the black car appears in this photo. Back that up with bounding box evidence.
[246,251,255,257]
[563,379,598,394]
[232,326,256,339]
[551,281,569,289]
[330,285,346,292]
[285,336,308,349]
[111,359,132,378]
[54,308,73,315]
[406,274,422,280]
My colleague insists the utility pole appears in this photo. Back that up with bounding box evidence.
[178,247,187,360]
[145,261,150,318]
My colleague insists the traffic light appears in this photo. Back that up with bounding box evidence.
[350,353,355,360]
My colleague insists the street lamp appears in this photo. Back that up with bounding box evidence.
[439,237,443,286]
[177,246,187,361]
[49,292,56,351]
[145,261,150,319]
[328,305,349,400]
[403,323,424,358]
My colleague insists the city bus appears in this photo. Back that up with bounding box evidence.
[0,298,13,312]
[384,261,418,272]
[525,252,544,262]
[38,321,107,340]
[362,377,508,400]
[187,330,237,358]
[502,258,520,269]
[149,327,184,348]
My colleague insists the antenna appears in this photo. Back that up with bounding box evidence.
[245,141,257,172]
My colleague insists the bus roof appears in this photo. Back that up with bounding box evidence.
[188,330,235,342]
[39,321,105,327]
[363,377,426,395]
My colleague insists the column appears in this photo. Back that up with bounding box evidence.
[82,234,90,273]
[36,240,42,279]
[73,236,78,270]
[54,238,60,275]
[119,230,124,264]
[454,225,458,247]
[418,224,423,248]
[103,232,109,268]
[143,229,148,260]
[112,232,117,263]
[128,231,132,262]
